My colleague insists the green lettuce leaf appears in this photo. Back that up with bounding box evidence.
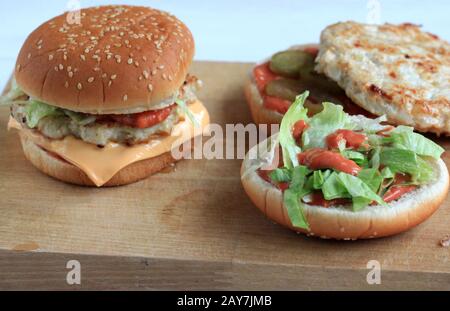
[358,168,383,193]
[312,170,331,190]
[336,172,386,210]
[269,167,292,183]
[25,100,64,128]
[279,92,309,168]
[283,165,311,229]
[64,110,96,126]
[175,99,199,127]
[391,126,444,159]
[0,78,26,105]
[321,171,350,200]
[302,101,352,149]
[379,147,418,174]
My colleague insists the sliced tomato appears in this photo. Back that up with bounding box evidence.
[326,129,367,149]
[263,95,292,114]
[292,120,308,141]
[383,185,416,202]
[109,104,175,129]
[297,148,361,175]
[253,62,279,93]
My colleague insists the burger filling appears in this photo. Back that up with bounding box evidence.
[256,91,444,230]
[252,47,373,117]
[5,75,201,146]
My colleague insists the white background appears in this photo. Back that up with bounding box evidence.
[0,0,449,88]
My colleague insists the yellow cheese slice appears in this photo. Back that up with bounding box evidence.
[8,100,209,186]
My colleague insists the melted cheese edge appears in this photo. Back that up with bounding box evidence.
[8,100,210,187]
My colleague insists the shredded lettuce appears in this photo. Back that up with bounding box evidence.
[279,92,309,168]
[390,126,444,159]
[63,110,96,126]
[25,100,64,128]
[302,101,353,149]
[284,166,311,229]
[358,168,383,193]
[0,78,25,106]
[321,171,350,200]
[379,148,418,174]
[269,167,292,183]
[336,173,386,211]
[175,99,199,127]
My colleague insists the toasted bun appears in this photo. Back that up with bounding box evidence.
[244,44,319,125]
[241,139,450,240]
[14,5,194,114]
[20,133,184,187]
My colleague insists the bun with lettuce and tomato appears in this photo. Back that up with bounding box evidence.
[2,5,209,187]
[241,92,448,239]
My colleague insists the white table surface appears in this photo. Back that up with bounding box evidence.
[0,0,449,89]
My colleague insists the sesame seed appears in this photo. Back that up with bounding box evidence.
[134,61,139,67]
[88,77,95,83]
[111,74,117,80]
[54,66,59,72]
[63,54,67,61]
[80,55,86,61]
[27,53,32,59]
[147,84,153,92]
[108,80,113,87]
[59,64,64,70]
[48,54,53,61]
[64,81,69,88]
[77,83,83,90]
[168,75,173,81]
[143,70,149,79]
[16,64,21,71]
[67,66,72,72]
[162,74,167,80]
[123,94,128,101]
[127,58,133,65]
[68,71,74,78]
[84,48,90,54]
[151,69,157,76]
[102,73,107,78]
[158,65,165,70]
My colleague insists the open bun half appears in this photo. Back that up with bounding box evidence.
[241,138,449,240]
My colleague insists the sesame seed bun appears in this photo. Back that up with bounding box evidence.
[14,5,194,114]
[240,137,450,240]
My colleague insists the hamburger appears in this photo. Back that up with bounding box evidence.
[2,5,209,187]
[244,22,450,136]
[241,92,449,239]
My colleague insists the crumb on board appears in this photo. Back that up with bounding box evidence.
[439,235,450,247]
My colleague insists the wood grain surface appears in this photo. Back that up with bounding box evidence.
[0,61,449,290]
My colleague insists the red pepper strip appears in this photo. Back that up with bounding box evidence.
[297,148,361,175]
[326,129,367,149]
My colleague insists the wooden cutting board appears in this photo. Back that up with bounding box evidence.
[0,61,449,290]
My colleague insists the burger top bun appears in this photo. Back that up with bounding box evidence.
[14,5,195,114]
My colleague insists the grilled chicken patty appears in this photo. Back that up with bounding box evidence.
[316,22,450,135]
[10,76,200,146]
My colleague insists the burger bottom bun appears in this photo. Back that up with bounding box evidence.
[20,134,190,187]
[241,142,449,240]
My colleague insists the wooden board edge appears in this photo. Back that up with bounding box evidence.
[0,250,449,290]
